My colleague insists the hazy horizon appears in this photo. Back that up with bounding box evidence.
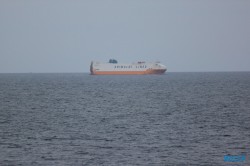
[1,0,249,73]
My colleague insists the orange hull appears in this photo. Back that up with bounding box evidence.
[91,69,166,75]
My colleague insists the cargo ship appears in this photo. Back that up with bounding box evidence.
[90,59,167,75]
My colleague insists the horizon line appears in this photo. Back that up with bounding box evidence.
[0,71,250,74]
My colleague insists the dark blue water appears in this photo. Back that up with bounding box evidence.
[0,72,249,165]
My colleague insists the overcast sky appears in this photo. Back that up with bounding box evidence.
[0,0,249,73]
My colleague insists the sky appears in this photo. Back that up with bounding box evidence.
[0,0,249,73]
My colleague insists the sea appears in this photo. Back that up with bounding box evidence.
[0,72,249,166]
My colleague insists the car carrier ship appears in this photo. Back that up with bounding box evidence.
[90,59,167,75]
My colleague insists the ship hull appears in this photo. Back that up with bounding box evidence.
[90,60,167,75]
[91,69,166,75]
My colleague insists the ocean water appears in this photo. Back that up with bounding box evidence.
[0,72,249,166]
